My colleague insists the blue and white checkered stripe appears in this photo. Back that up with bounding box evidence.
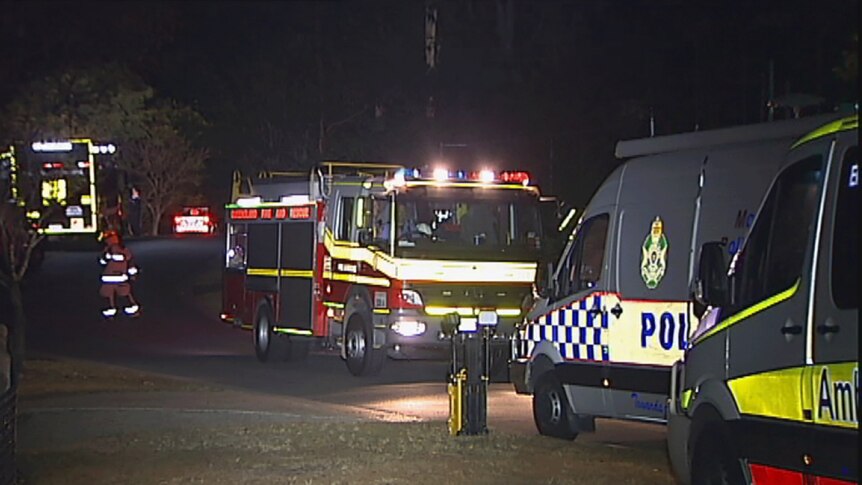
[524,294,610,361]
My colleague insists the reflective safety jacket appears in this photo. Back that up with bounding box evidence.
[99,244,138,283]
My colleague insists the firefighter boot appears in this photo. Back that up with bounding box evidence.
[123,303,141,318]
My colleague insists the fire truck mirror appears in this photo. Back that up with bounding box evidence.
[441,313,460,336]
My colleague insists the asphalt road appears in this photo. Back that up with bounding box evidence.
[23,236,665,448]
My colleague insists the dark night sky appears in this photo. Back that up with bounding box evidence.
[0,0,857,206]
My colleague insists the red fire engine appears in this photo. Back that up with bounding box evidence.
[221,162,546,376]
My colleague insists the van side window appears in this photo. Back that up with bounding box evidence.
[831,146,858,310]
[733,155,823,309]
[555,214,609,297]
[338,197,355,240]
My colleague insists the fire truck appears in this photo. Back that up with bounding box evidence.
[221,162,545,376]
[5,139,124,237]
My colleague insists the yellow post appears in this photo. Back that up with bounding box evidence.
[448,369,467,435]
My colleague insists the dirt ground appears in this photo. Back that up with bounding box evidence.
[15,358,675,485]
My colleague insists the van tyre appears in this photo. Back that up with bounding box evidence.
[691,425,746,485]
[345,314,384,376]
[533,373,579,440]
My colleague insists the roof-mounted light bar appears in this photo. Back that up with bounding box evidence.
[32,141,73,152]
[383,167,532,187]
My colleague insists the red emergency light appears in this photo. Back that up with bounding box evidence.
[500,171,530,185]
[42,162,64,170]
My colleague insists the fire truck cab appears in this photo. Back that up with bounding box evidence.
[222,162,545,376]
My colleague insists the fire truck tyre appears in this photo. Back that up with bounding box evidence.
[254,304,276,362]
[690,424,746,485]
[345,314,384,376]
[284,337,311,362]
[533,373,578,440]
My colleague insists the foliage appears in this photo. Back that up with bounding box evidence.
[0,64,208,234]
[0,204,42,289]
[120,127,209,235]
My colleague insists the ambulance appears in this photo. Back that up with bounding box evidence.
[221,162,545,376]
[667,116,858,484]
[509,113,846,439]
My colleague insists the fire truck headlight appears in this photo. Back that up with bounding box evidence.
[391,320,426,337]
[478,310,499,326]
[400,289,424,307]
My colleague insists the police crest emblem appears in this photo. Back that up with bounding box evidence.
[641,217,668,289]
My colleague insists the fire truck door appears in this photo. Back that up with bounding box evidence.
[278,220,315,330]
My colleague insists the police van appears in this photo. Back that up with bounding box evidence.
[510,113,845,439]
[667,115,858,484]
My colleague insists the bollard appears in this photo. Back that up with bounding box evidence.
[446,311,497,436]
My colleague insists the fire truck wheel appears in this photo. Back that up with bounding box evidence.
[345,314,384,376]
[254,303,276,362]
[533,373,578,440]
[284,337,311,362]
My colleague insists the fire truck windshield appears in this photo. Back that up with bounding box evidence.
[384,186,541,261]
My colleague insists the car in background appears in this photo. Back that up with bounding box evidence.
[173,206,215,235]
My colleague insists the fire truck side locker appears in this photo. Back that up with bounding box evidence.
[245,205,318,362]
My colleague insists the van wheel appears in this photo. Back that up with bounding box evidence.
[254,303,275,362]
[691,425,745,485]
[345,314,384,376]
[533,373,578,440]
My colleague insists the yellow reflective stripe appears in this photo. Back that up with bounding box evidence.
[323,229,536,283]
[697,280,800,343]
[274,327,313,336]
[792,115,859,149]
[246,268,314,278]
[728,368,807,421]
[247,268,278,277]
[681,389,693,411]
[426,306,475,316]
[495,308,522,317]
[280,269,314,278]
[323,301,345,308]
[424,306,522,317]
[39,226,96,235]
[330,272,391,288]
[372,308,390,314]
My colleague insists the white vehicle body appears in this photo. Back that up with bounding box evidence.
[510,113,846,438]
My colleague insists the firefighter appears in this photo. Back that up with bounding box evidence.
[99,230,140,318]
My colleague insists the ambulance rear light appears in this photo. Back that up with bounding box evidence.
[42,162,64,170]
